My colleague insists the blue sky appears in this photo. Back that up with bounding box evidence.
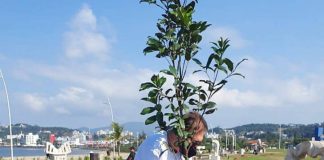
[0,1,323,129]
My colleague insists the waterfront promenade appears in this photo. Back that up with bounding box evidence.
[0,151,129,160]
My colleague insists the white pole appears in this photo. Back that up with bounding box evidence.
[104,97,115,158]
[0,70,14,160]
[232,133,234,151]
[107,97,114,122]
[136,132,139,147]
[225,130,228,150]
[279,124,281,149]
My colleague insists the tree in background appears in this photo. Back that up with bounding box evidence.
[111,122,124,156]
[139,0,246,159]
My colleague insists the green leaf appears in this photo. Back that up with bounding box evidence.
[202,101,216,109]
[205,108,216,114]
[184,1,195,10]
[148,89,159,97]
[193,70,203,74]
[189,98,199,105]
[155,104,162,111]
[184,83,196,90]
[151,74,158,84]
[156,23,165,33]
[141,97,157,104]
[140,107,155,115]
[199,89,208,96]
[232,73,245,78]
[216,80,227,86]
[192,58,202,66]
[147,37,161,46]
[160,69,173,75]
[205,54,214,69]
[155,33,163,39]
[165,113,175,121]
[168,4,178,9]
[157,77,166,88]
[169,66,177,76]
[177,127,184,137]
[185,52,191,61]
[140,0,156,4]
[165,88,173,95]
[223,58,234,72]
[216,64,228,74]
[140,82,156,91]
[143,46,158,54]
[145,115,156,125]
[179,118,185,129]
[199,94,206,101]
[156,111,163,124]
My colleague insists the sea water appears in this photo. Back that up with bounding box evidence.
[0,147,93,157]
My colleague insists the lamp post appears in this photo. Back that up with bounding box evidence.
[279,124,281,149]
[0,70,14,160]
[104,97,115,158]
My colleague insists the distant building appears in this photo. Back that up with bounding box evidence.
[50,134,56,144]
[71,130,87,144]
[56,136,70,144]
[25,133,39,146]
[96,130,108,136]
[122,130,134,137]
[315,127,324,141]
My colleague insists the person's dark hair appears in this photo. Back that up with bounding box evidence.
[129,146,135,150]
[184,112,208,134]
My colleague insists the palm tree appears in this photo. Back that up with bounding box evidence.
[111,122,123,156]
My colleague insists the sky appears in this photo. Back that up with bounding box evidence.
[0,1,323,129]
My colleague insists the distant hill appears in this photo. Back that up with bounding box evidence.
[210,123,324,139]
[1,122,323,141]
[0,123,74,138]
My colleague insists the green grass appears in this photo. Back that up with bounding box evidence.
[224,149,321,160]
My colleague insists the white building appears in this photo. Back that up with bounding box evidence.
[96,129,108,136]
[72,130,87,144]
[7,135,20,139]
[25,133,39,146]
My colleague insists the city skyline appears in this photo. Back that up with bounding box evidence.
[0,1,323,128]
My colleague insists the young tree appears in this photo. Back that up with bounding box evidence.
[111,122,124,156]
[139,0,246,158]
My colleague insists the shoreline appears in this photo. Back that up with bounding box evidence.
[0,152,129,160]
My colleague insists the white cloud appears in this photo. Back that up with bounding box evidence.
[212,89,280,108]
[51,87,95,108]
[54,107,71,115]
[14,60,154,118]
[207,58,323,109]
[64,4,111,60]
[279,79,320,104]
[22,94,46,112]
[204,26,249,49]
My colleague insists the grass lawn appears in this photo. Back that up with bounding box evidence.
[223,149,321,160]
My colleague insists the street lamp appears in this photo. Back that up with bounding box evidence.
[104,97,114,122]
[0,70,14,160]
[103,97,115,158]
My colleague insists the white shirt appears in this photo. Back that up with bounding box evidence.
[134,131,191,160]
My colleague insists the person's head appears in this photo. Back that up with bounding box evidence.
[180,112,208,157]
[129,146,135,152]
[184,112,208,143]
